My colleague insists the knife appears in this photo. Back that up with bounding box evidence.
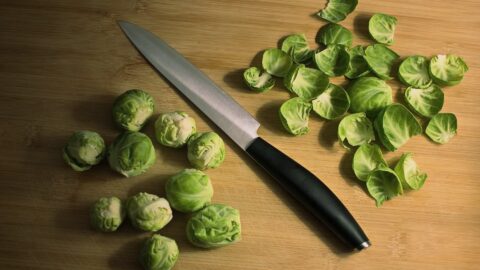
[118,21,370,250]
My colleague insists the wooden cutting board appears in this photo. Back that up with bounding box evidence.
[1,0,479,269]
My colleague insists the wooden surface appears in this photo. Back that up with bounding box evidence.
[1,0,479,269]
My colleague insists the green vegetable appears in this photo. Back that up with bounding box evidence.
[374,104,422,151]
[186,204,241,248]
[394,153,427,190]
[108,131,156,177]
[429,54,468,86]
[281,34,313,63]
[262,48,293,77]
[90,196,125,232]
[139,234,179,270]
[187,132,225,170]
[63,130,106,172]
[284,64,329,100]
[398,56,432,88]
[312,83,350,120]
[126,192,173,232]
[279,97,312,136]
[316,23,353,47]
[366,166,403,207]
[317,0,358,23]
[154,111,196,148]
[338,113,375,149]
[348,77,393,115]
[425,113,457,144]
[404,84,444,118]
[364,44,399,80]
[345,45,370,79]
[368,13,398,45]
[243,67,275,93]
[353,144,388,182]
[112,89,155,131]
[313,45,350,77]
[165,169,214,213]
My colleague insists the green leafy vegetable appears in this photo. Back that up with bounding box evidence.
[394,153,427,190]
[154,111,196,148]
[63,130,106,172]
[425,113,457,144]
[348,77,393,114]
[165,169,213,213]
[398,56,432,88]
[429,54,468,86]
[284,64,329,100]
[281,34,313,63]
[345,45,370,79]
[404,84,444,118]
[312,83,350,120]
[126,192,173,232]
[353,144,388,182]
[338,112,375,149]
[90,196,125,232]
[316,23,353,47]
[243,67,276,93]
[112,89,155,132]
[368,13,398,45]
[279,97,312,136]
[366,166,403,207]
[314,45,350,77]
[187,132,225,170]
[140,234,179,270]
[316,0,358,23]
[262,48,293,77]
[364,44,399,80]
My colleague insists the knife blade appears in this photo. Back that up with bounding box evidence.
[118,20,370,250]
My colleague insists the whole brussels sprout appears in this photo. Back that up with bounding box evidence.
[90,196,126,232]
[63,130,106,171]
[187,132,225,170]
[113,89,155,131]
[139,234,179,270]
[166,169,213,213]
[108,131,156,177]
[186,204,241,248]
[154,111,196,148]
[126,192,173,232]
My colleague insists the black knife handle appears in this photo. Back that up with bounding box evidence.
[246,137,370,250]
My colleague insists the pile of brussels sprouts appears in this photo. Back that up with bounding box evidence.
[63,89,241,270]
[243,0,467,206]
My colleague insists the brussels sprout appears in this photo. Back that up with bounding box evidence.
[425,113,457,144]
[312,83,350,120]
[404,84,444,118]
[338,113,375,149]
[345,45,370,79]
[279,97,312,136]
[281,34,313,63]
[348,77,393,115]
[366,166,403,207]
[154,111,196,148]
[108,131,156,177]
[368,13,398,45]
[165,169,213,213]
[364,44,399,80]
[262,48,293,77]
[398,56,432,88]
[139,234,179,270]
[394,153,427,190]
[316,0,358,23]
[429,54,468,86]
[186,204,241,248]
[113,89,155,131]
[314,45,350,77]
[243,67,275,93]
[284,64,329,100]
[63,131,106,172]
[353,144,388,182]
[127,192,173,232]
[316,23,353,47]
[187,132,225,170]
[90,196,126,232]
[374,104,422,151]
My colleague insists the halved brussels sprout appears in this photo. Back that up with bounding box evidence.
[316,23,353,47]
[113,89,155,132]
[313,45,350,77]
[187,132,225,170]
[338,112,375,149]
[348,77,393,114]
[425,113,457,144]
[154,111,196,148]
[366,166,403,207]
[186,204,241,248]
[281,34,313,63]
[108,131,156,177]
[243,67,276,93]
[316,0,358,23]
[312,84,350,120]
[63,130,106,172]
[345,45,370,79]
[353,144,388,182]
[398,56,432,88]
[364,44,399,80]
[394,153,427,190]
[127,192,173,232]
[368,13,397,45]
[404,84,444,118]
[429,54,468,86]
[165,169,213,213]
[262,48,293,77]
[139,234,179,270]
[90,196,126,232]
[284,64,329,100]
[374,104,422,151]
[279,97,312,136]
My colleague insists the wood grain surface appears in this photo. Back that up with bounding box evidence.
[1,0,479,269]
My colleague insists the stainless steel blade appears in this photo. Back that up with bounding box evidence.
[118,21,260,149]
